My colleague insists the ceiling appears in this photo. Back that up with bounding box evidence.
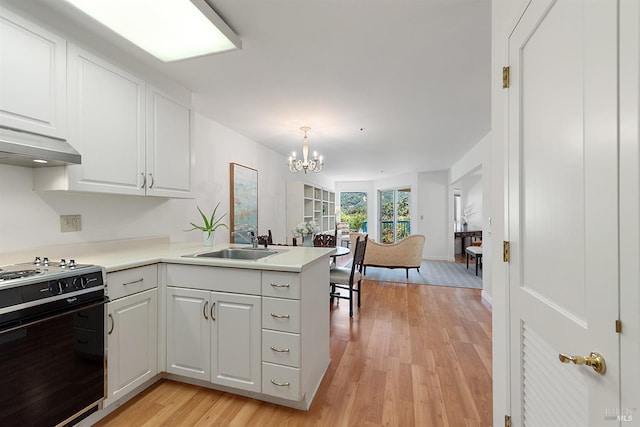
[3,0,491,182]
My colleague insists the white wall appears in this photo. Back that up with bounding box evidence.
[450,133,489,183]
[0,110,289,254]
[190,105,289,244]
[460,172,483,230]
[417,171,449,260]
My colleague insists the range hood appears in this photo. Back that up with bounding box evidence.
[0,127,81,167]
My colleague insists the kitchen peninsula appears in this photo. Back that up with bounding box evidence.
[0,238,334,423]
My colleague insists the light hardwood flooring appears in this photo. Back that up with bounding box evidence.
[95,278,492,427]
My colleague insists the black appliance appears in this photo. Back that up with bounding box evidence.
[0,257,107,427]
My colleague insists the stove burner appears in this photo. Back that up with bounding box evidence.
[0,269,40,281]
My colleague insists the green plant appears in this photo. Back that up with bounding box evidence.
[186,203,228,237]
[341,212,366,232]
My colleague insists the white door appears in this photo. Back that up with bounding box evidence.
[146,86,192,198]
[166,287,211,381]
[211,292,261,392]
[508,0,620,425]
[106,289,158,406]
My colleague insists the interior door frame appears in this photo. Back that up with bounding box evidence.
[619,0,640,417]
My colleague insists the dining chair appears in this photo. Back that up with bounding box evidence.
[313,230,337,247]
[329,234,368,317]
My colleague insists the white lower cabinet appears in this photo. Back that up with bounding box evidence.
[166,286,261,392]
[105,288,158,406]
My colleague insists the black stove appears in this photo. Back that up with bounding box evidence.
[0,257,105,314]
[0,256,107,427]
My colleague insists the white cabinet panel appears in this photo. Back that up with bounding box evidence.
[107,264,157,301]
[106,288,158,406]
[166,287,210,381]
[262,362,301,401]
[66,44,146,195]
[211,292,261,392]
[262,330,300,368]
[146,87,192,197]
[0,7,66,138]
[262,297,300,333]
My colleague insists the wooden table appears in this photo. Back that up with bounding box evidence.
[455,230,482,254]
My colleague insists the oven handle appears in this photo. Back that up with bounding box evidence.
[0,297,108,336]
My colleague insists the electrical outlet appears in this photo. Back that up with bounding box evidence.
[60,214,82,232]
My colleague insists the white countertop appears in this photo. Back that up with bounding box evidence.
[0,238,336,273]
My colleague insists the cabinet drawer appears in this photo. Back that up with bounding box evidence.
[166,264,261,294]
[262,298,300,333]
[262,330,300,368]
[262,362,300,401]
[107,265,157,300]
[261,271,300,299]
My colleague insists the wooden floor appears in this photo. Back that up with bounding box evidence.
[95,278,492,427]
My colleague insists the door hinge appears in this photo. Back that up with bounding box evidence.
[503,66,510,88]
[503,241,510,262]
[616,319,622,333]
[505,414,512,427]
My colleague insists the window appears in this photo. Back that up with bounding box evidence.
[453,190,461,231]
[379,188,410,243]
[339,192,368,232]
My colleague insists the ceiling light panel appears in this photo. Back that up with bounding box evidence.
[63,0,241,61]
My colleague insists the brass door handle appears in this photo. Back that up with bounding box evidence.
[559,352,606,374]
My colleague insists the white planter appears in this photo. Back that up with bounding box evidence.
[203,231,215,246]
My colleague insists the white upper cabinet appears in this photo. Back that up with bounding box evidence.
[34,44,192,198]
[65,44,146,195]
[0,7,66,139]
[146,86,192,197]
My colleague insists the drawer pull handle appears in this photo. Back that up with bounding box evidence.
[270,346,290,353]
[270,283,290,288]
[270,379,290,387]
[203,301,209,320]
[270,313,290,319]
[123,278,144,286]
[211,302,216,321]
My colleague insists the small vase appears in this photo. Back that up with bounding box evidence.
[203,231,215,246]
[463,224,468,231]
[302,234,314,247]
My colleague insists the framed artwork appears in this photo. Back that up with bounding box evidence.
[230,163,258,243]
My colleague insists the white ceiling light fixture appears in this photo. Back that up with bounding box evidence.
[288,126,324,174]
[62,0,242,62]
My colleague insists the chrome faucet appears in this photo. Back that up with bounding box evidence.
[250,232,258,249]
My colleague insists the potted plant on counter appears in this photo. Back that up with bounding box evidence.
[186,202,228,246]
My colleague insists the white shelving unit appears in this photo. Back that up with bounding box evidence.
[287,182,335,243]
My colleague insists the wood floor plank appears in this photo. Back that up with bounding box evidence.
[95,278,492,427]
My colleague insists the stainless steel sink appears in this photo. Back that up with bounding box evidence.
[185,248,280,260]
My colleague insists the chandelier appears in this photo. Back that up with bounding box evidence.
[288,126,323,173]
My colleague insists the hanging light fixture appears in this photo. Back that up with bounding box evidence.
[288,126,324,173]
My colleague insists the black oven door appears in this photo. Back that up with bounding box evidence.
[0,294,107,427]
